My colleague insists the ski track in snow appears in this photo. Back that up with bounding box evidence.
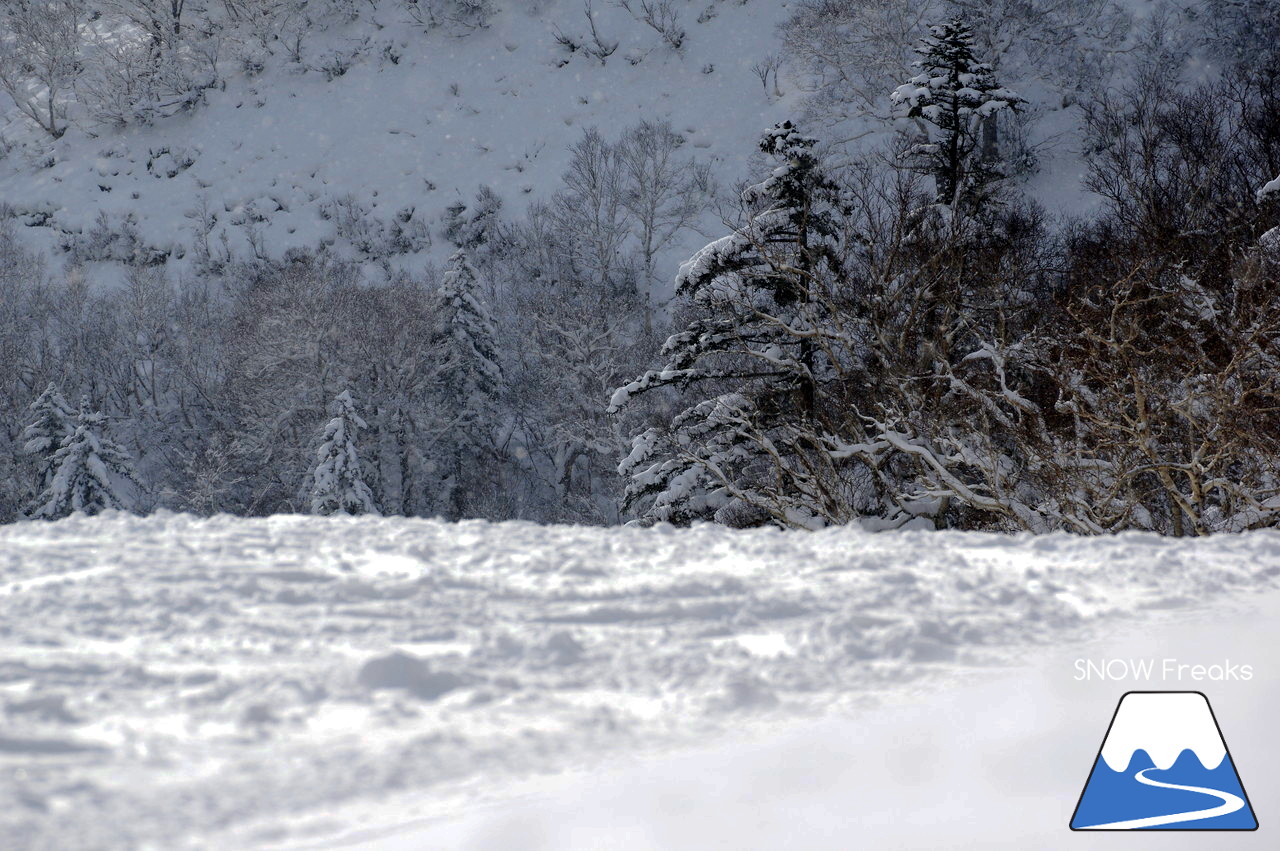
[1076,767,1245,830]
[1,513,1279,848]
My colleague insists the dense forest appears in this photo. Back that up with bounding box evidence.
[1,0,1277,533]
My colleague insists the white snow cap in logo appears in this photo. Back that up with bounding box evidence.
[1100,692,1226,772]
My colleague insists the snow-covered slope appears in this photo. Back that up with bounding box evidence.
[1099,692,1226,772]
[3,514,1280,848]
[0,1,793,279]
[378,599,1277,850]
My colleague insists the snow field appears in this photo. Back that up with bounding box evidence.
[377,598,1280,850]
[3,514,1280,847]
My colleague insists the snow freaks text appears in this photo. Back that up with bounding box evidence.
[1074,659,1254,682]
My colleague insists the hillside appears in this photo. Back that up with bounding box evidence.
[0,0,794,283]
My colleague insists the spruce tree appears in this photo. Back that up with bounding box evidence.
[891,16,1023,205]
[436,250,503,427]
[432,250,504,517]
[21,383,75,501]
[310,390,379,516]
[29,398,141,519]
[609,121,847,528]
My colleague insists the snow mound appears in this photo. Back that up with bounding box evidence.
[357,651,466,700]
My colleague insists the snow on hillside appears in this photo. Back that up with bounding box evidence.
[3,514,1280,848]
[0,0,793,282]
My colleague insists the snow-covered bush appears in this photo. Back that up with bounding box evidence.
[146,146,197,179]
[401,0,496,32]
[324,194,431,257]
[315,48,360,81]
[386,207,433,255]
[77,34,156,129]
[442,185,503,253]
[70,210,168,266]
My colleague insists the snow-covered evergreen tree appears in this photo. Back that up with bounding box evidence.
[891,16,1023,205]
[609,122,849,528]
[436,251,503,427]
[29,398,141,519]
[310,390,379,516]
[21,383,76,501]
[432,250,504,517]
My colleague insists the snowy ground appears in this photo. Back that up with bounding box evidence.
[381,599,1278,850]
[2,514,1279,849]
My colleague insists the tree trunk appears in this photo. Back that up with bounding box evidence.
[980,112,998,163]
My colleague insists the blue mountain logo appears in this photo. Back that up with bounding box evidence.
[1071,691,1258,830]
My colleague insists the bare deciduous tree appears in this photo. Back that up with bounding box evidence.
[619,0,685,50]
[582,0,618,64]
[618,119,711,333]
[750,53,783,98]
[0,0,87,138]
